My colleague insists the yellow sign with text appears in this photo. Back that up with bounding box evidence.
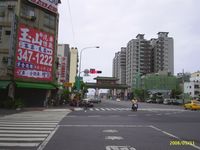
[64,82,73,87]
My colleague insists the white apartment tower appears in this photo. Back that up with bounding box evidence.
[152,32,174,75]
[69,47,78,84]
[126,34,153,89]
[112,47,126,84]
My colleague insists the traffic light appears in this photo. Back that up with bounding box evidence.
[89,68,102,74]
[97,71,102,73]
[89,68,96,74]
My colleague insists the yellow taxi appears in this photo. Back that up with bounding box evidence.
[184,100,200,110]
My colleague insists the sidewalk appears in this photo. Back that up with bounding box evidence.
[0,108,23,117]
[0,105,76,117]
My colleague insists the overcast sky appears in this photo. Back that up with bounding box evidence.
[58,0,200,80]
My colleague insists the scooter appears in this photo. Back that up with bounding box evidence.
[132,103,138,111]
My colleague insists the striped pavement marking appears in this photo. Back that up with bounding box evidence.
[82,107,185,112]
[0,109,71,149]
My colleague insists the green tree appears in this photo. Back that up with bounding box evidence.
[61,89,71,101]
[171,87,182,99]
[133,88,147,101]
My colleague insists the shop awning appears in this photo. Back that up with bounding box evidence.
[16,82,56,90]
[0,81,11,89]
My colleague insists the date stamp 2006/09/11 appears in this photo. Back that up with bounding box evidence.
[170,140,195,146]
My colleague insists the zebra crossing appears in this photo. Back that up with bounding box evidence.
[88,108,131,111]
[82,107,186,112]
[0,109,71,150]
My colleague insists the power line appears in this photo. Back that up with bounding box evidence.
[67,0,76,45]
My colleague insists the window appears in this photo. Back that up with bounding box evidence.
[5,30,11,35]
[44,13,56,29]
[0,6,6,17]
[21,4,35,20]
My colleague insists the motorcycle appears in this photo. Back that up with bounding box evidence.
[132,103,138,111]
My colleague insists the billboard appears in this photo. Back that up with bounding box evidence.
[15,24,54,81]
[60,57,67,82]
[28,0,59,13]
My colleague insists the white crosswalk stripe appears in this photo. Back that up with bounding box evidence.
[83,107,185,112]
[0,109,70,149]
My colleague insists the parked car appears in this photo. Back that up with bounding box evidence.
[156,98,164,104]
[163,99,182,105]
[184,100,200,110]
[171,99,182,105]
[163,99,172,105]
[146,99,156,103]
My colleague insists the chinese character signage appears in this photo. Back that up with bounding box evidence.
[15,24,54,81]
[28,0,58,13]
[60,57,67,82]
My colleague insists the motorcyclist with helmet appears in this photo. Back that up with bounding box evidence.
[131,98,138,111]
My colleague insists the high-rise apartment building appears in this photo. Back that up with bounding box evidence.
[113,32,174,90]
[151,32,174,75]
[126,34,153,89]
[112,47,126,84]
[69,47,78,84]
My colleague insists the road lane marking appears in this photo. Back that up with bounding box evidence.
[60,125,150,128]
[0,127,54,130]
[0,134,48,137]
[128,115,137,117]
[88,115,101,117]
[0,137,45,141]
[150,125,200,150]
[105,136,123,140]
[109,115,120,117]
[0,124,56,127]
[0,142,40,147]
[37,125,60,150]
[43,109,71,112]
[103,130,118,133]
[106,145,136,150]
[0,130,51,134]
[0,122,57,125]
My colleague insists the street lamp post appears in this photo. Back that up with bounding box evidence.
[77,46,100,92]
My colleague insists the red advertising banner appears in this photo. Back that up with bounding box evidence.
[60,57,67,82]
[28,0,58,13]
[15,24,54,81]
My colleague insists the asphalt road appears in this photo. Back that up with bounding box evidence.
[43,99,200,150]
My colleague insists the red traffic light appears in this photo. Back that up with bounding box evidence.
[90,69,96,74]
[89,69,102,74]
